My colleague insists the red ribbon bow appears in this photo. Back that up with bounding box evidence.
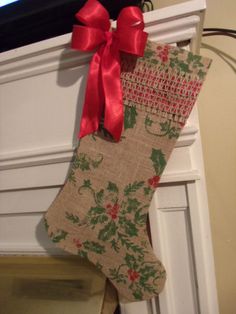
[71,0,147,141]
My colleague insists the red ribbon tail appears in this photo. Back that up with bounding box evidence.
[102,46,124,141]
[79,51,104,139]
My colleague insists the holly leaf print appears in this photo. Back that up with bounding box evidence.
[143,186,152,196]
[83,179,91,188]
[133,290,143,300]
[118,233,145,255]
[111,239,120,253]
[187,52,203,67]
[65,212,80,224]
[139,265,157,283]
[124,106,138,130]
[109,268,127,284]
[73,153,90,171]
[98,221,118,241]
[145,115,153,127]
[78,250,88,259]
[134,209,147,225]
[125,254,138,270]
[44,218,49,231]
[83,241,105,254]
[107,182,119,193]
[150,149,166,176]
[198,69,206,79]
[96,189,104,205]
[126,198,141,213]
[124,181,144,196]
[51,230,68,243]
[119,217,138,237]
[160,121,169,133]
[90,215,108,227]
[144,49,155,59]
[178,61,192,73]
[88,206,105,215]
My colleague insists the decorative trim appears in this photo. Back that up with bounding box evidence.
[0,125,197,171]
[0,169,200,193]
[0,14,199,85]
[0,144,75,170]
[0,244,67,256]
[160,170,200,183]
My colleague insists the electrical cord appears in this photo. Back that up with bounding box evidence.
[203,27,236,39]
[203,28,236,34]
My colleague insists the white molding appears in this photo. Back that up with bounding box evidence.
[0,144,75,170]
[145,0,205,24]
[0,125,197,171]
[0,244,66,256]
[0,170,200,192]
[186,182,219,314]
[0,13,200,85]
[160,170,200,183]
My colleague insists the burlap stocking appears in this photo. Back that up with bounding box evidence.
[45,41,211,301]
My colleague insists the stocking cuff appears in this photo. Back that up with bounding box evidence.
[121,40,211,124]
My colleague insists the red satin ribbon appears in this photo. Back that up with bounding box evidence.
[71,0,147,141]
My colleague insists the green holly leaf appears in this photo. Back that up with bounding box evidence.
[150,58,159,65]
[88,206,105,215]
[187,52,195,63]
[83,241,105,254]
[124,181,144,196]
[150,149,166,176]
[170,59,176,68]
[139,265,157,282]
[144,49,155,58]
[44,218,49,231]
[111,239,120,253]
[143,186,152,196]
[109,268,127,284]
[98,221,118,241]
[125,253,138,269]
[126,198,141,213]
[178,61,192,73]
[90,154,103,168]
[120,217,138,237]
[144,115,153,127]
[96,189,104,204]
[187,52,203,66]
[65,212,80,224]
[73,153,90,171]
[51,230,68,243]
[107,182,119,193]
[83,179,91,188]
[133,290,143,300]
[90,215,108,227]
[160,121,169,132]
[78,250,88,259]
[168,126,180,139]
[118,233,144,255]
[68,170,76,184]
[124,106,138,130]
[198,69,206,79]
[135,209,147,225]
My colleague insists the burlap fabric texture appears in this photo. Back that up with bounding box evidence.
[44,41,211,302]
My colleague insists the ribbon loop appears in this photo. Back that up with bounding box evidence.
[71,0,147,141]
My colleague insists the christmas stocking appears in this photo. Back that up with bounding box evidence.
[44,2,211,302]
